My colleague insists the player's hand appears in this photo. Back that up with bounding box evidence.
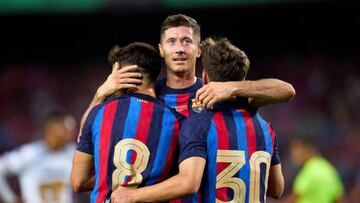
[111,186,136,203]
[196,81,236,109]
[97,63,142,99]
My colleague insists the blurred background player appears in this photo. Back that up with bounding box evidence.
[110,38,284,203]
[0,110,76,203]
[71,42,184,203]
[279,136,344,203]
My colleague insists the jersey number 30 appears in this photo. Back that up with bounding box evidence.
[216,150,271,203]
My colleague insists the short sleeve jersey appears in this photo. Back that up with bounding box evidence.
[179,99,280,203]
[77,93,185,203]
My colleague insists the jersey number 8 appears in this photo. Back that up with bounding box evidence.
[112,138,150,190]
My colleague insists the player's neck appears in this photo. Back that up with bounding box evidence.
[303,151,318,164]
[135,85,156,98]
[166,71,196,89]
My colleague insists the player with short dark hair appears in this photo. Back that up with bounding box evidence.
[71,42,185,203]
[160,14,201,43]
[200,37,250,82]
[107,43,161,83]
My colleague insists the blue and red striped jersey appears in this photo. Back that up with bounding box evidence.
[155,77,204,118]
[179,98,280,203]
[77,93,185,203]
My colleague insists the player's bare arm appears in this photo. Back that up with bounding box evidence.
[71,151,95,192]
[77,63,142,142]
[196,78,296,109]
[110,157,205,203]
[267,164,284,199]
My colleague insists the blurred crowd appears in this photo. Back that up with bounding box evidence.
[0,50,359,202]
[255,51,360,202]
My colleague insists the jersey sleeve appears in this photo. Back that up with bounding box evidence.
[271,135,281,166]
[178,113,210,164]
[0,142,41,202]
[76,106,101,155]
[0,142,39,174]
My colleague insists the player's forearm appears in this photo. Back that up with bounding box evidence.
[71,151,94,193]
[73,175,94,192]
[267,164,284,199]
[133,174,199,202]
[230,79,295,107]
[131,158,205,202]
[77,89,107,142]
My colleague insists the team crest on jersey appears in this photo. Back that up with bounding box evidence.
[191,99,204,113]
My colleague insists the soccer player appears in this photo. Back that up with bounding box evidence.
[281,136,344,203]
[71,42,185,203]
[0,110,76,203]
[110,37,284,203]
[77,14,295,137]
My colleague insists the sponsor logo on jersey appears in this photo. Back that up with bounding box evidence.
[175,105,188,114]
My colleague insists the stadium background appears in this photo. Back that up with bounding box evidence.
[0,0,359,202]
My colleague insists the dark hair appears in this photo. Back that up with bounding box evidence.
[160,14,201,42]
[201,37,250,82]
[42,110,69,128]
[108,42,161,82]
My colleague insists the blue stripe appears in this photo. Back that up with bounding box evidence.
[90,106,105,203]
[256,113,273,155]
[206,120,218,202]
[145,108,175,186]
[123,97,142,164]
[192,192,198,203]
[232,110,250,203]
[164,94,177,109]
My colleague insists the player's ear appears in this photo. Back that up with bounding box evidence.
[202,70,209,84]
[196,45,201,58]
[159,44,164,57]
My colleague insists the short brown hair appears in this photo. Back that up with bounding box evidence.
[108,42,161,82]
[160,14,201,42]
[201,37,250,82]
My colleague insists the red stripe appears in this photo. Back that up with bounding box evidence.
[198,192,202,202]
[242,111,257,158]
[169,199,182,203]
[268,123,276,154]
[96,100,118,203]
[176,93,190,117]
[127,101,154,185]
[159,119,179,182]
[213,112,229,201]
[134,101,154,143]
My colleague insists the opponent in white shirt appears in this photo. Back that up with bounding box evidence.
[0,111,76,203]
